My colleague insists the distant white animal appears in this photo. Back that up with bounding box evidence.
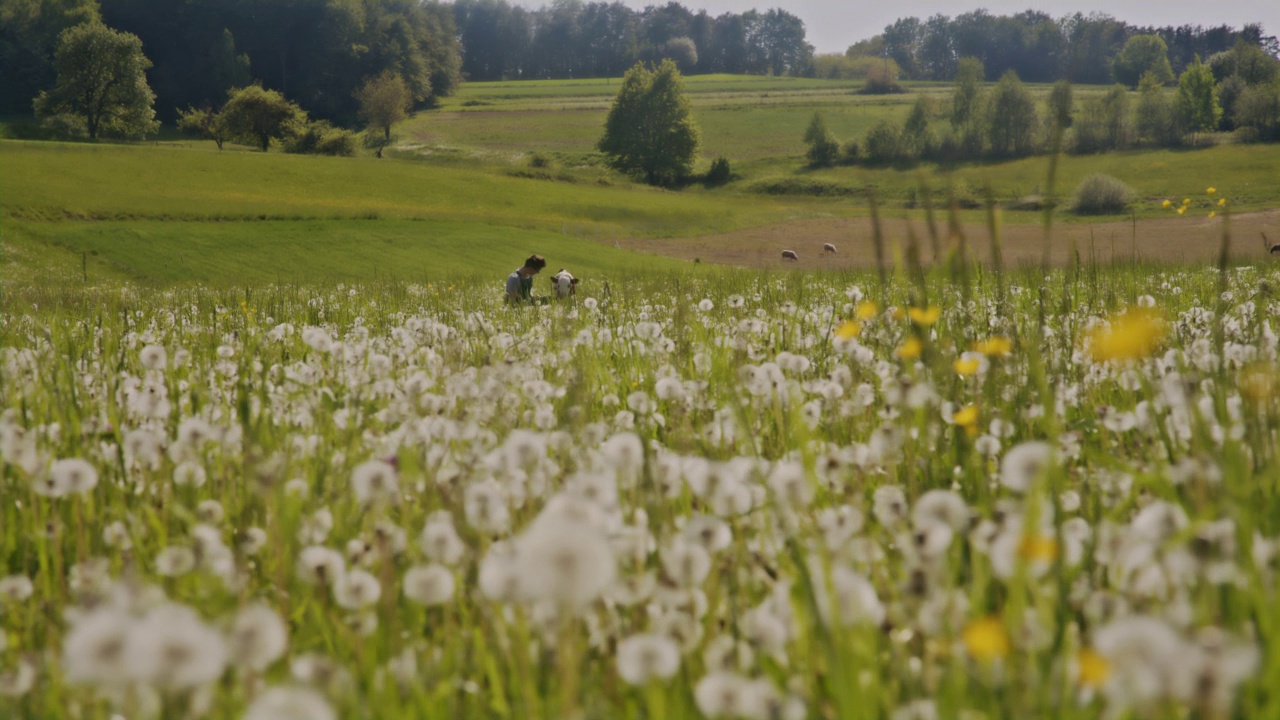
[552,268,579,297]
[823,243,837,254]
[781,250,798,261]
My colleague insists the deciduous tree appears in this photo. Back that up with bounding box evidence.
[598,59,700,186]
[32,21,158,139]
[1176,55,1222,137]
[176,106,230,149]
[221,85,306,152]
[950,57,984,129]
[985,69,1038,156]
[1112,34,1174,88]
[355,71,412,142]
[1135,72,1179,146]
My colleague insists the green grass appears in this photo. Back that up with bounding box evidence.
[0,139,842,286]
[4,76,1280,290]
[0,140,825,233]
[2,217,694,286]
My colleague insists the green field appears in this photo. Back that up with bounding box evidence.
[3,75,1279,291]
[3,74,1280,720]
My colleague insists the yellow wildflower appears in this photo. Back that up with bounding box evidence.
[962,616,1010,662]
[1018,535,1059,563]
[1208,211,1216,218]
[1076,648,1111,688]
[1206,187,1216,195]
[891,307,907,321]
[907,306,941,326]
[1176,206,1186,215]
[1160,199,1172,209]
[952,404,980,428]
[1087,308,1167,362]
[1182,198,1191,205]
[855,301,879,320]
[835,321,862,340]
[972,336,1013,356]
[1218,198,1226,206]
[1240,365,1278,404]
[896,337,923,360]
[954,356,982,376]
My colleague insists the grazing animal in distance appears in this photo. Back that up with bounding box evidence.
[781,249,798,261]
[551,268,579,297]
[823,243,837,254]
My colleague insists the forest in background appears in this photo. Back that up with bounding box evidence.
[0,0,1275,126]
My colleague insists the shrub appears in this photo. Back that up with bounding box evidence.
[811,54,862,79]
[862,120,902,164]
[284,120,357,156]
[842,139,860,164]
[748,177,860,197]
[703,157,732,187]
[1072,173,1136,215]
[803,112,841,167]
[860,61,904,94]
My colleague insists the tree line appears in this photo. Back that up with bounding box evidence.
[805,47,1280,173]
[452,0,812,80]
[1,0,461,125]
[845,10,1277,85]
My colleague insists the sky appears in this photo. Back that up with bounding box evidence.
[508,1,1279,55]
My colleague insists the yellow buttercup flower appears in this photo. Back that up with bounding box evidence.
[1161,199,1172,209]
[1076,648,1111,688]
[1176,206,1186,215]
[896,337,923,360]
[1208,211,1216,218]
[855,301,879,320]
[954,356,982,376]
[1218,198,1226,206]
[972,336,1013,356]
[1206,187,1216,195]
[952,404,980,428]
[962,616,1010,662]
[835,321,862,340]
[1182,198,1191,205]
[1087,308,1167,362]
[908,306,941,326]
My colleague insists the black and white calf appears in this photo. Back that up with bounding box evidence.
[552,268,579,297]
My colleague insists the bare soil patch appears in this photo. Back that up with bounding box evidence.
[612,210,1280,269]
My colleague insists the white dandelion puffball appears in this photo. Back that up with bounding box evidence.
[616,634,680,685]
[243,686,336,720]
[350,459,398,504]
[228,603,289,672]
[1000,441,1053,493]
[139,344,167,370]
[403,564,456,606]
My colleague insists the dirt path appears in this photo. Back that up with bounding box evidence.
[612,210,1280,269]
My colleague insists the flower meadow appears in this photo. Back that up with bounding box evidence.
[2,265,1279,720]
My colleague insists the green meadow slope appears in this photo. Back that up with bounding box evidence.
[4,75,1280,289]
[0,140,834,287]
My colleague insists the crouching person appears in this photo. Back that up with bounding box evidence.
[506,254,548,305]
[552,268,579,298]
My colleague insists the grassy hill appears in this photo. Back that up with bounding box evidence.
[3,75,1279,291]
[0,140,833,288]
